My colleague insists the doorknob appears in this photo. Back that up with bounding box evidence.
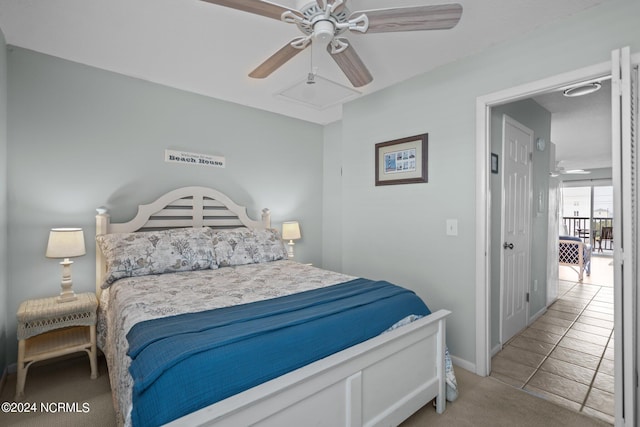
[503,242,514,250]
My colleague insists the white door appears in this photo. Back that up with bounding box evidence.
[501,115,533,344]
[611,46,638,427]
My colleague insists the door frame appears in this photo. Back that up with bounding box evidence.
[475,59,614,377]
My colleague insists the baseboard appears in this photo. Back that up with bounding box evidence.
[529,306,547,323]
[490,307,546,359]
[491,343,502,357]
[449,354,475,374]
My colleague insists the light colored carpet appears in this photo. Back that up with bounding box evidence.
[0,356,612,427]
[0,356,115,427]
[401,367,611,427]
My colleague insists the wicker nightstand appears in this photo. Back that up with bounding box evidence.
[15,292,98,400]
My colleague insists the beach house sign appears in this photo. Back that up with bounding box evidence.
[165,149,226,168]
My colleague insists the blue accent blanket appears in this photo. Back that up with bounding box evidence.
[126,278,430,426]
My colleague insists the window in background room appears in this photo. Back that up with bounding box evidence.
[560,182,614,251]
[561,186,591,243]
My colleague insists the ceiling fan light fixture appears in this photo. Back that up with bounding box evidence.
[313,20,335,43]
[202,0,463,88]
[563,82,602,97]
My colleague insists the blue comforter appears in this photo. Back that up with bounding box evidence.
[126,278,430,426]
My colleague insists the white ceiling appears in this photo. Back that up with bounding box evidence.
[533,78,612,171]
[0,0,614,172]
[0,0,612,126]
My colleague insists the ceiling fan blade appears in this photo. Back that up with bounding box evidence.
[201,0,301,21]
[327,41,372,88]
[249,39,310,79]
[328,0,346,14]
[351,3,462,33]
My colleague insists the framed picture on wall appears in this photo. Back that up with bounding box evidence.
[491,153,499,174]
[375,134,428,186]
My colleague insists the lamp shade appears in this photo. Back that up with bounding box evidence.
[282,221,301,240]
[46,228,86,259]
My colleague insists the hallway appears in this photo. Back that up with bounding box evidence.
[490,255,615,424]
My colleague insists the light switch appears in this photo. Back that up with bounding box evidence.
[446,219,458,236]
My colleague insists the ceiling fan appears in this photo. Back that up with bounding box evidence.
[201,0,463,87]
[552,161,592,177]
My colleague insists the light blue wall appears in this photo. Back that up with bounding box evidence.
[0,29,8,376]
[5,47,325,364]
[322,121,343,273]
[490,100,552,351]
[330,0,640,365]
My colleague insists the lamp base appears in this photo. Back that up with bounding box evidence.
[287,241,295,258]
[57,259,78,303]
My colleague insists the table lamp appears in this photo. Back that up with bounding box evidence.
[282,221,301,258]
[46,228,86,303]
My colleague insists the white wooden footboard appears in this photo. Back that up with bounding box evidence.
[166,309,450,427]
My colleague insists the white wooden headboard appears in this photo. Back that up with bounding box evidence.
[95,186,271,298]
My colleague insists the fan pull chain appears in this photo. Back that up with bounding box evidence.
[307,43,316,84]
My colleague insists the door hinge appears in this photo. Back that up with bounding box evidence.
[526,293,530,303]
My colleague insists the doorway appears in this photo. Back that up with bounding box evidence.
[475,48,637,426]
[490,80,614,423]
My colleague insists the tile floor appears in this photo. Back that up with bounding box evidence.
[491,255,615,425]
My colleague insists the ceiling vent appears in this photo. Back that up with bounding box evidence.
[562,82,602,97]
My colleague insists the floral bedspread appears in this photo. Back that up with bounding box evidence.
[97,260,355,426]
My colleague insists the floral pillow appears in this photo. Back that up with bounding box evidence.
[212,228,287,267]
[96,227,216,288]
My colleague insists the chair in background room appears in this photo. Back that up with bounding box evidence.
[597,226,613,252]
[559,235,592,281]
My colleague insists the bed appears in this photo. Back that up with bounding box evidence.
[559,235,592,281]
[95,186,452,427]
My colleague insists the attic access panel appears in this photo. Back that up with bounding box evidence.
[276,75,360,110]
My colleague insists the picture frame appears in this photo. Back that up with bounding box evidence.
[491,153,499,174]
[375,134,428,186]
